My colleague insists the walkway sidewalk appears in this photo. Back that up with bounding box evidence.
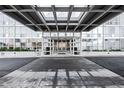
[0,57,124,88]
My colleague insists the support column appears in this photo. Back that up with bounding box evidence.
[119,25,121,51]
[103,24,105,51]
[65,30,67,54]
[50,31,52,55]
[14,23,16,49]
[97,27,98,50]
[42,31,44,55]
[73,32,74,55]
[119,15,121,51]
[60,39,63,51]
[53,40,54,54]
[80,32,82,55]
[57,32,59,54]
[70,40,71,54]
[36,39,37,52]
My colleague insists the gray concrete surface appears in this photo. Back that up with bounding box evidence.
[86,57,124,77]
[0,57,124,88]
[0,58,37,78]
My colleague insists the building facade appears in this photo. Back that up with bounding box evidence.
[0,12,124,55]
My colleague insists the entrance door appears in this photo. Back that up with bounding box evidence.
[58,40,66,52]
[52,39,70,55]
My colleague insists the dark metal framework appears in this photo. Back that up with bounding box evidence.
[0,5,124,32]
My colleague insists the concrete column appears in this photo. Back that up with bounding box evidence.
[50,31,51,55]
[42,32,44,55]
[57,32,59,54]
[103,24,105,50]
[119,15,121,50]
[73,32,74,55]
[97,27,98,50]
[36,39,37,52]
[80,32,82,55]
[69,40,71,54]
[53,40,54,54]
[65,30,67,53]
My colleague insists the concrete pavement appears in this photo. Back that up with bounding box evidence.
[0,57,124,88]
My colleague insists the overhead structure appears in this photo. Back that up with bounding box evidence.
[51,5,59,31]
[0,5,124,32]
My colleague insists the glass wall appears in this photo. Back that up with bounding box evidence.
[81,13,124,51]
[0,12,124,53]
[0,12,42,51]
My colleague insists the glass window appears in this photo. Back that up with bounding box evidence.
[55,5,69,7]
[74,32,80,37]
[71,12,81,18]
[42,12,54,20]
[4,27,10,37]
[59,32,65,37]
[56,12,68,20]
[3,15,10,26]
[9,27,15,37]
[66,32,73,36]
[15,27,21,37]
[0,13,3,25]
[70,12,81,20]
[42,12,54,18]
[38,5,51,7]
[0,27,3,37]
[51,32,58,37]
[120,26,124,37]
[74,5,88,7]
[120,13,124,25]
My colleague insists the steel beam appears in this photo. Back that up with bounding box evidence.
[1,8,124,12]
[66,5,74,31]
[36,7,88,12]
[82,5,115,31]
[31,5,50,31]
[10,5,43,31]
[0,5,123,33]
[74,5,95,32]
[25,23,99,26]
[1,9,35,12]
[51,5,59,31]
